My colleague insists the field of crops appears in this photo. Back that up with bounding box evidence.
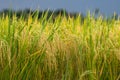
[0,11,120,80]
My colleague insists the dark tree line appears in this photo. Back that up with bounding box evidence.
[0,9,84,20]
[0,9,119,23]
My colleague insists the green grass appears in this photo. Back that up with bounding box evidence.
[0,11,120,80]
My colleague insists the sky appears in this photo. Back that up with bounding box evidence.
[0,0,120,16]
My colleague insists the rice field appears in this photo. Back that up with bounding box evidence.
[0,11,120,80]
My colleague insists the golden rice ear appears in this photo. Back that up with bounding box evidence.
[117,53,120,61]
[115,50,120,61]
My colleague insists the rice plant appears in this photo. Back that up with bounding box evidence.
[0,11,120,80]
